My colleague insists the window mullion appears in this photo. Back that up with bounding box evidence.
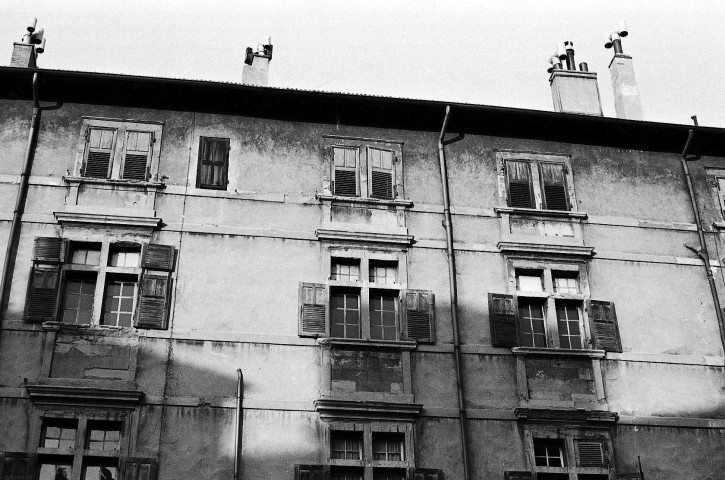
[546,297,560,348]
[70,417,88,480]
[359,146,367,199]
[531,161,544,209]
[110,127,124,180]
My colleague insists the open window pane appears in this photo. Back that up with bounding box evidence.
[516,271,543,292]
[518,299,547,347]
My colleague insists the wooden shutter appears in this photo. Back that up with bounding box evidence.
[576,440,605,467]
[141,244,176,271]
[34,237,66,263]
[0,452,36,480]
[197,137,230,189]
[294,464,328,480]
[588,300,622,352]
[402,290,435,343]
[488,293,519,347]
[541,163,569,211]
[332,146,358,197]
[83,127,115,178]
[503,472,533,480]
[409,468,444,480]
[299,283,327,337]
[135,272,171,330]
[369,147,394,200]
[122,131,152,181]
[24,265,61,322]
[120,457,157,480]
[506,160,533,208]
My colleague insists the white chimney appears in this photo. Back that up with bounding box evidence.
[242,37,273,86]
[605,21,644,120]
[548,41,603,116]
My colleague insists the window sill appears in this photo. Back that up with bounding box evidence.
[63,176,166,190]
[713,221,725,230]
[315,397,423,421]
[41,321,139,335]
[511,347,605,358]
[495,206,587,219]
[319,337,418,350]
[317,194,413,208]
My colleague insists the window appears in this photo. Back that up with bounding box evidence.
[25,237,176,330]
[328,427,409,480]
[521,432,610,480]
[323,137,404,201]
[298,255,435,343]
[197,137,230,190]
[76,118,163,182]
[488,262,622,352]
[497,152,575,212]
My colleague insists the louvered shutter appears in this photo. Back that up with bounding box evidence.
[34,237,66,263]
[135,272,171,330]
[576,440,605,467]
[122,131,152,181]
[0,452,36,480]
[369,147,395,200]
[506,160,533,208]
[299,283,327,337]
[332,146,358,197]
[120,457,157,480]
[294,464,328,480]
[197,137,230,189]
[141,244,176,271]
[541,163,569,211]
[409,468,444,480]
[402,290,435,343]
[488,293,519,347]
[25,264,61,323]
[503,472,533,480]
[588,300,622,352]
[83,127,115,178]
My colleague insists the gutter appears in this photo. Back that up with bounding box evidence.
[437,105,471,480]
[233,369,244,480]
[0,72,62,317]
[680,130,725,351]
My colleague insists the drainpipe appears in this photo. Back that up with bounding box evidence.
[233,369,244,480]
[437,105,471,480]
[680,129,725,351]
[0,73,62,317]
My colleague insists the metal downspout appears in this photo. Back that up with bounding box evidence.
[437,105,471,480]
[233,369,244,480]
[680,130,725,350]
[0,72,58,316]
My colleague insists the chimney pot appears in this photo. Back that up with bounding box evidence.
[242,36,273,86]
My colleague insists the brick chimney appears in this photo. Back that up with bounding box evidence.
[548,41,603,116]
[10,18,45,68]
[242,37,273,86]
[605,22,643,120]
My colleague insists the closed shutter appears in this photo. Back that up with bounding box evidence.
[488,293,518,347]
[135,272,171,330]
[141,244,176,271]
[25,265,61,322]
[369,147,395,200]
[576,440,605,467]
[541,163,569,211]
[294,465,328,480]
[83,127,115,178]
[120,457,157,480]
[588,300,622,352]
[506,160,533,208]
[34,237,66,263]
[197,137,230,189]
[409,468,444,480]
[299,283,327,337]
[333,146,358,197]
[122,131,152,181]
[0,452,36,480]
[503,472,533,480]
[402,290,435,343]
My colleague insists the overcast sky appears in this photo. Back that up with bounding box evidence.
[2,0,724,127]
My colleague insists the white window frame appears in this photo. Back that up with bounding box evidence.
[73,117,163,182]
[496,151,577,212]
[524,427,612,479]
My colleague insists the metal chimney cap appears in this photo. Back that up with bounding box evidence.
[27,17,37,33]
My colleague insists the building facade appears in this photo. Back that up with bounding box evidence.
[1,43,725,480]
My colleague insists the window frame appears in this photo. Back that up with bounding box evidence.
[496,151,577,212]
[509,260,590,350]
[322,136,404,202]
[74,117,163,183]
[327,423,413,479]
[524,427,612,480]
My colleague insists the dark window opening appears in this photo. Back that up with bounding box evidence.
[330,289,361,339]
[518,299,547,347]
[61,272,97,325]
[197,137,230,190]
